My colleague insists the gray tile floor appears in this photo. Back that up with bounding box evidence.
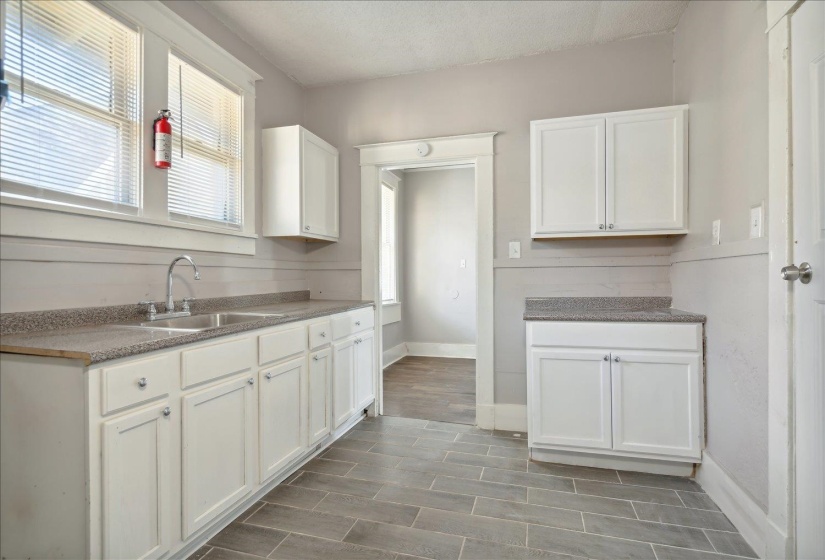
[192,416,756,560]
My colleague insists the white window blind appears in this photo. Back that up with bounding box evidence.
[381,182,398,303]
[168,54,242,228]
[0,0,140,212]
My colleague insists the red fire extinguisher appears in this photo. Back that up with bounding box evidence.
[153,109,173,169]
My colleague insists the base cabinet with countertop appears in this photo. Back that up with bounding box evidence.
[0,305,375,560]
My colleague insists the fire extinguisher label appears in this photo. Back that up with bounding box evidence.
[154,132,172,165]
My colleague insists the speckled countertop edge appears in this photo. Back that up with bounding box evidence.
[1,296,374,365]
[523,297,706,323]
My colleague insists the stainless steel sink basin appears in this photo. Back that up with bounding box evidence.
[118,312,285,332]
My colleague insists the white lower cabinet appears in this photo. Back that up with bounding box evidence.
[259,357,307,482]
[354,330,376,410]
[527,321,704,465]
[308,347,332,445]
[332,337,357,429]
[182,375,257,538]
[102,401,172,560]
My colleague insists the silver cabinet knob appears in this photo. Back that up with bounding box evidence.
[162,407,171,417]
[305,226,310,230]
[781,263,813,284]
[603,355,609,361]
[320,332,326,338]
[265,372,273,380]
[608,224,614,229]
[138,377,148,388]
[248,378,255,385]
[313,355,320,361]
[599,224,605,230]
[613,356,620,362]
[355,321,361,326]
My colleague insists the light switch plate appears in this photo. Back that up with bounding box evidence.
[509,241,521,259]
[712,219,721,246]
[749,204,763,239]
[460,259,466,268]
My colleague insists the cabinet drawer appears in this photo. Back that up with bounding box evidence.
[102,353,176,414]
[259,326,307,366]
[528,321,702,352]
[181,337,255,389]
[309,320,331,350]
[331,308,374,340]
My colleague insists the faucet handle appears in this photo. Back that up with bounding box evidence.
[182,297,196,312]
[139,300,158,317]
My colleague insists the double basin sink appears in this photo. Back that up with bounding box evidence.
[117,312,286,333]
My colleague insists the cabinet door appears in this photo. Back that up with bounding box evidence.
[332,338,356,429]
[611,351,702,460]
[354,330,376,410]
[102,402,172,560]
[301,130,339,238]
[529,349,612,449]
[606,108,687,232]
[259,357,307,482]
[531,118,605,235]
[182,376,256,538]
[308,348,332,445]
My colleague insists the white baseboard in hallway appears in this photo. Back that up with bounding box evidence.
[405,342,476,359]
[382,343,408,367]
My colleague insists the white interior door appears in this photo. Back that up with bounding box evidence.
[259,357,306,482]
[791,2,825,557]
[529,349,612,449]
[531,118,606,235]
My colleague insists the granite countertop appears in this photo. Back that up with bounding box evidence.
[523,297,706,323]
[0,291,373,365]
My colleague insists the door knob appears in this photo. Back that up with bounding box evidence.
[781,263,813,284]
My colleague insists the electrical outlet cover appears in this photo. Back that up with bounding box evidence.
[509,241,521,259]
[712,219,721,246]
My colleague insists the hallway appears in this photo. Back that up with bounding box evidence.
[382,356,476,425]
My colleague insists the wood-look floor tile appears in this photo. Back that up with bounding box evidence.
[426,421,490,434]
[396,457,483,480]
[678,492,721,512]
[415,438,489,455]
[488,446,529,459]
[446,452,527,472]
[351,420,395,433]
[302,458,356,476]
[343,519,464,560]
[245,503,355,541]
[459,538,577,560]
[472,497,583,531]
[457,433,528,448]
[432,475,527,502]
[237,501,266,522]
[207,522,287,557]
[618,471,704,493]
[575,479,683,506]
[583,513,714,551]
[481,468,574,493]
[261,485,327,509]
[633,502,735,531]
[202,547,264,560]
[414,507,527,546]
[528,524,657,560]
[369,442,447,461]
[389,426,460,441]
[528,461,620,483]
[347,463,436,489]
[375,484,477,514]
[270,533,396,560]
[652,545,745,560]
[528,488,637,518]
[364,415,430,428]
[704,530,758,558]
[492,430,528,440]
[189,545,212,560]
[315,492,420,526]
[346,429,419,446]
[290,472,382,498]
[330,438,376,451]
[321,447,402,468]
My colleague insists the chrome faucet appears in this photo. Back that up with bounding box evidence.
[166,255,201,313]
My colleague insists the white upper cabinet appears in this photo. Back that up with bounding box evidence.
[262,125,339,242]
[531,106,688,238]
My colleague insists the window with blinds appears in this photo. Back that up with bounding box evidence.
[381,182,398,303]
[168,54,243,228]
[0,0,140,212]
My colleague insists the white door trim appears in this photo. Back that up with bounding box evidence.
[356,132,497,428]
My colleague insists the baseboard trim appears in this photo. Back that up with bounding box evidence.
[405,342,476,359]
[493,404,528,432]
[382,343,408,367]
[530,448,694,476]
[695,452,779,559]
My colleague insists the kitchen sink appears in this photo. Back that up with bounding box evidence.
[117,312,286,332]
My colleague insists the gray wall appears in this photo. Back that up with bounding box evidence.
[671,0,769,508]
[0,0,308,313]
[401,168,476,346]
[302,34,676,404]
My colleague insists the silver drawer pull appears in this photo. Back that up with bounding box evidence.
[320,332,326,337]
[138,377,148,389]
[313,355,321,361]
[265,373,273,380]
[613,356,620,362]
[248,377,255,385]
[162,407,171,417]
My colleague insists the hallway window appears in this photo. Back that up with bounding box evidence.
[381,181,398,303]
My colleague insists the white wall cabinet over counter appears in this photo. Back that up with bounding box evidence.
[530,105,688,238]
[0,306,374,560]
[527,321,704,473]
[262,125,339,242]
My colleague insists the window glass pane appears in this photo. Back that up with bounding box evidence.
[168,54,242,227]
[381,183,397,302]
[0,0,140,211]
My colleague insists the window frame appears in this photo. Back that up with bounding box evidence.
[380,170,402,325]
[0,0,262,255]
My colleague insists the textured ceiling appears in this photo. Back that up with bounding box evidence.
[198,0,689,88]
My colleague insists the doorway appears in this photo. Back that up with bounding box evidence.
[379,166,477,424]
[356,132,496,429]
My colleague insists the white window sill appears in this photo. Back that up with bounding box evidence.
[0,195,258,255]
[382,302,402,325]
